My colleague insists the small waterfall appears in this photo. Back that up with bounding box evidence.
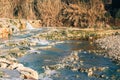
[30,38,50,45]
[26,22,35,30]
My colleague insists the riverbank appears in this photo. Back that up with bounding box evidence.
[35,27,120,40]
[0,26,120,79]
[0,18,119,40]
[96,35,120,63]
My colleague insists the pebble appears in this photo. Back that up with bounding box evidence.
[96,35,120,62]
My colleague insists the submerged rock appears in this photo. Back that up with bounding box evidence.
[0,58,38,80]
[0,69,21,78]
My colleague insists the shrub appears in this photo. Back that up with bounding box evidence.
[59,0,106,28]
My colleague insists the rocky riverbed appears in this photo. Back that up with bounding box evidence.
[0,30,120,80]
[0,58,38,80]
[42,51,110,79]
[0,19,120,79]
[96,35,120,63]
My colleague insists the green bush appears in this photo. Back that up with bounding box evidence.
[116,9,120,19]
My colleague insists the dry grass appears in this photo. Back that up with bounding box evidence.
[0,0,109,28]
[59,0,107,28]
[37,0,62,27]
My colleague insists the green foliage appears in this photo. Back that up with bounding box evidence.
[0,71,3,78]
[105,12,111,18]
[116,9,120,19]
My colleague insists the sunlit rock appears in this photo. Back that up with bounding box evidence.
[70,51,79,61]
[17,67,38,80]
[30,38,49,46]
[10,25,19,33]
[44,69,58,77]
[8,63,24,70]
[97,67,109,71]
[0,28,11,39]
[0,63,8,68]
[29,20,42,28]
[0,58,12,65]
[87,68,94,77]
[26,22,35,30]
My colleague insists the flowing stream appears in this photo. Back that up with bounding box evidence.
[18,40,120,80]
[0,24,120,80]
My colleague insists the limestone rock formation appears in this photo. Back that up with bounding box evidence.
[0,58,38,79]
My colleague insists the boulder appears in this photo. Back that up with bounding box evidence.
[17,67,38,80]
